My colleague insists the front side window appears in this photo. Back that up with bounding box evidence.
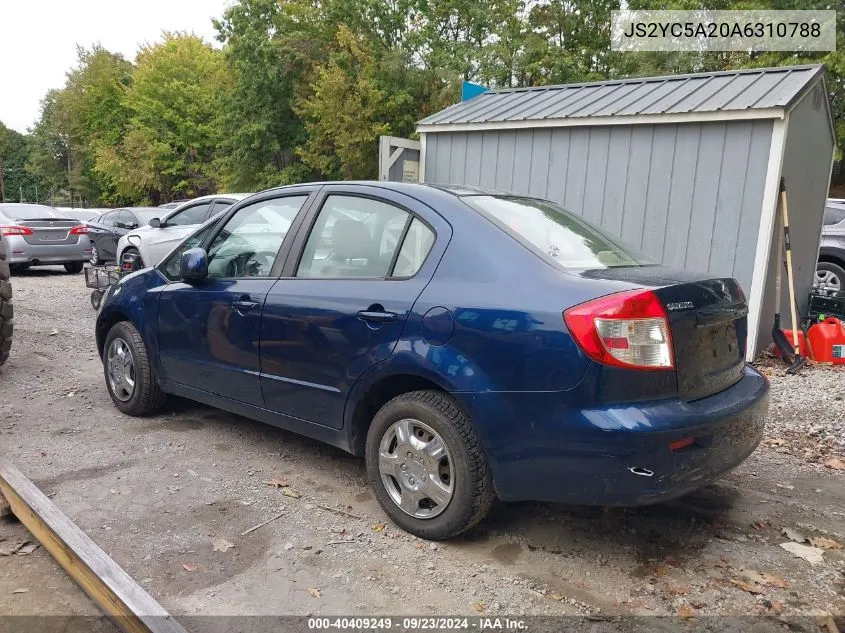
[166,202,213,227]
[463,195,654,269]
[205,196,308,279]
[160,219,223,281]
[99,211,116,227]
[115,210,136,230]
[297,195,434,279]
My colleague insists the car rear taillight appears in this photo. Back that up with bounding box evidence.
[0,225,34,236]
[563,289,674,370]
[70,226,88,235]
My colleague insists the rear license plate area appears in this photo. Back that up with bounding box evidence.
[39,231,66,241]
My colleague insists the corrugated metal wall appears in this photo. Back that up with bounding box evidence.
[425,121,774,294]
[758,86,835,340]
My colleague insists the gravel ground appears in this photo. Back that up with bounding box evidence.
[0,267,843,629]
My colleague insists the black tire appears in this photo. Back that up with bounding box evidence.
[365,390,494,540]
[64,262,84,274]
[816,260,845,296]
[122,248,144,269]
[103,321,166,415]
[90,245,103,265]
[0,240,11,366]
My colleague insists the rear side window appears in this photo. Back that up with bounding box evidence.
[463,195,654,269]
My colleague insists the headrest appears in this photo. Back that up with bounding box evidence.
[330,219,374,260]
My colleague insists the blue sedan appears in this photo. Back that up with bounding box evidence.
[95,182,769,540]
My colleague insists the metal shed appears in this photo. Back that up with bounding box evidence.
[416,64,837,360]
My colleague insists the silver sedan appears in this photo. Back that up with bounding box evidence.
[0,203,92,273]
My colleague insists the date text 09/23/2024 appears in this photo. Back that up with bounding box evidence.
[308,617,528,631]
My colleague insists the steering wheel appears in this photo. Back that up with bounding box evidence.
[224,250,278,277]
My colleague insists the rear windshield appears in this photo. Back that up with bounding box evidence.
[463,195,654,269]
[0,205,61,220]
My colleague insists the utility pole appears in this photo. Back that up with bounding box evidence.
[0,157,5,203]
[35,184,38,203]
[20,184,23,203]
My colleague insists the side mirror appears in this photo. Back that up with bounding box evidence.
[149,218,162,228]
[179,248,208,281]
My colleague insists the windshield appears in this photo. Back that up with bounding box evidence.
[462,195,654,269]
[823,205,845,226]
[0,205,61,220]
[134,210,161,223]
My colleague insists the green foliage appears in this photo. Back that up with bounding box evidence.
[4,0,845,205]
[95,34,232,203]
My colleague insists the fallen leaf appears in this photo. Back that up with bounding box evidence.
[48,330,58,336]
[730,579,763,594]
[281,487,300,499]
[780,542,824,566]
[768,600,784,614]
[15,542,39,556]
[549,593,565,601]
[823,457,845,471]
[264,478,289,489]
[765,438,786,447]
[668,586,690,596]
[307,587,320,598]
[182,563,198,572]
[473,602,484,613]
[372,523,386,533]
[677,604,696,618]
[739,569,788,589]
[212,538,234,553]
[781,527,808,543]
[11,588,28,594]
[751,521,769,531]
[809,536,842,550]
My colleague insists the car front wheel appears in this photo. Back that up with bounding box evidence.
[365,390,494,540]
[64,262,84,274]
[103,321,166,416]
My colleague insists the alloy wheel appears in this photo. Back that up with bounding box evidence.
[815,268,841,295]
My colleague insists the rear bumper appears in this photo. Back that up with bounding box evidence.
[3,235,91,265]
[463,366,769,505]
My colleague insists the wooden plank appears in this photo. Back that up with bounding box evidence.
[0,455,188,633]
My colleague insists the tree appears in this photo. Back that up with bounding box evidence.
[294,25,392,179]
[96,34,232,202]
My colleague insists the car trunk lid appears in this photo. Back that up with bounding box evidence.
[577,266,748,401]
[16,218,82,245]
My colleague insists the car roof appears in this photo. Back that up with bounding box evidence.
[160,193,252,220]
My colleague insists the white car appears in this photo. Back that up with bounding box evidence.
[115,194,250,268]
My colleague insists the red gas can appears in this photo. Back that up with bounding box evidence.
[808,317,845,364]
[773,329,808,358]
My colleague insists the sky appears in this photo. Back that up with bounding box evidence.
[0,0,232,134]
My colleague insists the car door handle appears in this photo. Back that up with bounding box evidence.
[357,310,398,323]
[233,299,258,311]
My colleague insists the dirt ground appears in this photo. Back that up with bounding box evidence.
[0,267,843,628]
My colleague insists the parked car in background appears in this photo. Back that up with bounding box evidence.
[96,182,769,540]
[817,199,845,296]
[53,207,103,223]
[0,203,91,273]
[115,194,250,269]
[88,207,161,264]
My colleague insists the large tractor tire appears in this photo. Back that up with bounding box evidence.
[0,241,12,366]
